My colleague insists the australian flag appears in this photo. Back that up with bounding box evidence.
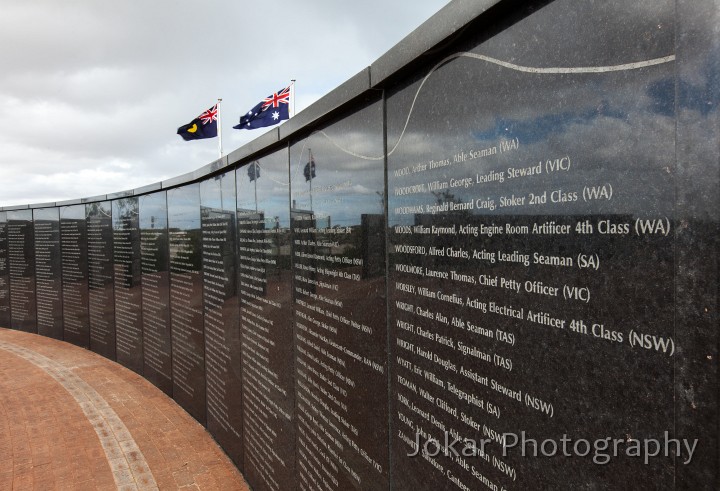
[234,85,290,130]
[304,157,316,181]
[247,161,260,181]
[177,104,218,140]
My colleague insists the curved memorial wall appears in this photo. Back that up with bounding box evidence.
[0,0,717,489]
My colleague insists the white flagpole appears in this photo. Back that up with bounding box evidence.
[290,80,296,118]
[217,98,223,158]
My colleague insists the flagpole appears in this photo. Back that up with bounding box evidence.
[217,98,223,158]
[308,148,313,211]
[253,162,258,212]
[290,80,296,118]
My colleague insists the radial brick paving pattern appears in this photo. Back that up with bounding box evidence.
[0,328,250,490]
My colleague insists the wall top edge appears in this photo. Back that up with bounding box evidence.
[55,198,84,207]
[160,156,229,189]
[81,194,108,204]
[106,190,135,200]
[2,204,30,211]
[162,169,199,189]
[278,68,372,141]
[29,201,57,209]
[133,182,163,196]
[370,0,503,87]
[192,155,231,180]
[226,127,281,168]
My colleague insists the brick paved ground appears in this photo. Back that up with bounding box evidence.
[0,328,250,491]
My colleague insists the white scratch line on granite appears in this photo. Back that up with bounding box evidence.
[387,52,676,157]
[459,52,676,74]
[293,51,676,164]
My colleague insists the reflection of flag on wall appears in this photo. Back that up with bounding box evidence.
[248,161,260,181]
[177,104,218,140]
[233,86,290,130]
[304,157,316,182]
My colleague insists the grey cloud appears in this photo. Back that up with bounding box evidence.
[0,0,449,206]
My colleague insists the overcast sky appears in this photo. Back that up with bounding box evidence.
[0,0,449,207]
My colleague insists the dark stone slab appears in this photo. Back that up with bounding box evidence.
[33,207,63,339]
[7,209,36,333]
[674,0,719,486]
[139,191,173,396]
[386,1,678,489]
[0,212,9,327]
[86,201,116,359]
[167,183,206,424]
[60,205,89,348]
[199,170,243,469]
[290,97,388,490]
[113,197,143,374]
[236,151,296,491]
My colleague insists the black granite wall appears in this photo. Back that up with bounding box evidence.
[385,1,682,486]
[0,212,10,328]
[60,204,90,348]
[113,197,143,373]
[139,191,173,395]
[87,201,116,359]
[167,183,207,423]
[33,207,63,339]
[290,97,388,491]
[7,209,36,333]
[200,170,244,468]
[1,1,717,489]
[236,150,296,491]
